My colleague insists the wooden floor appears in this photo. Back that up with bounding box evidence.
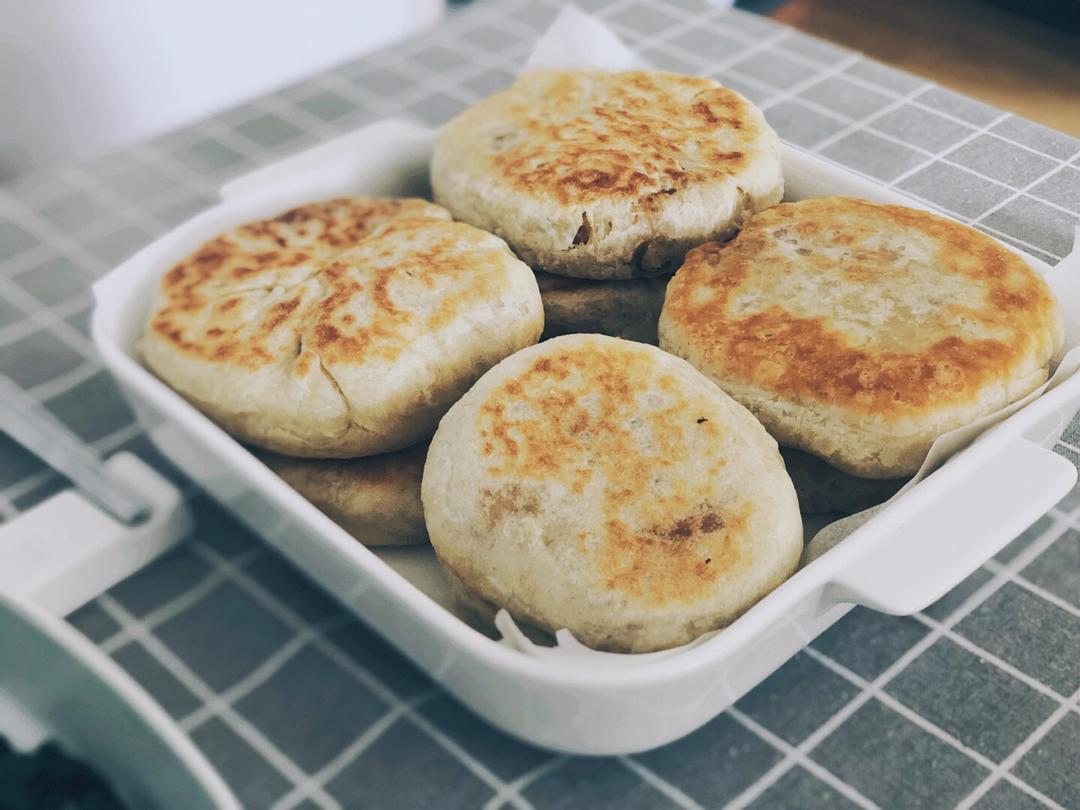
[770,0,1080,136]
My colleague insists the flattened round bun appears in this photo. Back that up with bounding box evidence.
[260,444,427,546]
[143,197,544,457]
[660,197,1064,478]
[781,448,904,515]
[432,69,783,280]
[421,334,802,653]
[536,271,668,344]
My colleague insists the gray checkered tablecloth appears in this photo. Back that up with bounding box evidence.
[1,0,1078,807]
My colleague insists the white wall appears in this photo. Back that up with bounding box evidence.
[0,0,444,179]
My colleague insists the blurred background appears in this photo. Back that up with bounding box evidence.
[0,0,445,181]
[0,0,1076,183]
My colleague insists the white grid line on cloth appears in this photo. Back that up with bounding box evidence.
[800,647,1067,810]
[0,293,93,350]
[805,507,1079,807]
[192,2,543,138]
[0,359,101,403]
[802,80,938,153]
[700,70,1070,262]
[23,198,161,254]
[364,0,791,113]
[52,166,196,246]
[0,242,72,278]
[917,620,1073,708]
[597,0,786,65]
[679,9,1076,167]
[409,0,548,62]
[164,609,346,732]
[972,144,1080,228]
[914,505,1079,704]
[635,29,1079,228]
[185,539,534,810]
[119,141,222,200]
[1056,439,1080,460]
[98,547,264,655]
[982,559,1080,621]
[720,507,1073,808]
[955,685,1080,809]
[340,37,532,110]
[884,106,1013,187]
[906,199,1064,261]
[0,193,112,278]
[378,0,535,65]
[724,707,877,810]
[638,8,1074,167]
[95,592,339,809]
[752,52,869,118]
[98,539,426,810]
[618,756,704,809]
[482,756,568,810]
[178,625,328,732]
[270,691,440,810]
[0,273,100,364]
[704,63,1077,247]
[282,69,399,118]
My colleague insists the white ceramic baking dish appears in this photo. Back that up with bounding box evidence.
[91,120,1080,755]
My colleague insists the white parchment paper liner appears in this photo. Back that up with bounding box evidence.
[480,6,1080,658]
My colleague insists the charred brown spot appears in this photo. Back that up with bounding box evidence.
[700,512,724,533]
[264,297,301,331]
[692,99,720,124]
[194,250,227,268]
[274,207,305,224]
[667,518,694,540]
[313,323,340,345]
[571,212,593,247]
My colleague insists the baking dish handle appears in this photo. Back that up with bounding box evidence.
[826,437,1076,616]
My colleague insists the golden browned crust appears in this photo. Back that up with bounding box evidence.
[421,335,803,652]
[431,69,783,279]
[659,197,1063,476]
[143,196,545,457]
[475,346,747,606]
[149,198,456,370]
[489,71,766,206]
